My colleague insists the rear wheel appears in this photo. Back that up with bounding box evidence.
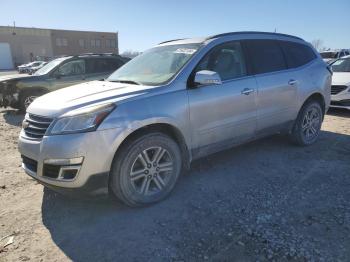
[110,132,182,207]
[289,100,323,146]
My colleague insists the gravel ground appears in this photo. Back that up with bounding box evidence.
[0,108,349,262]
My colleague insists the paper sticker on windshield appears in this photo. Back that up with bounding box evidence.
[174,48,196,55]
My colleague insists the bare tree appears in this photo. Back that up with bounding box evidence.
[121,50,142,59]
[311,39,324,51]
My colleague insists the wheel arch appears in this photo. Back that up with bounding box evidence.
[111,122,192,175]
[301,92,326,116]
[19,86,49,97]
[18,86,49,110]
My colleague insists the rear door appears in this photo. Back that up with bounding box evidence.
[244,39,297,134]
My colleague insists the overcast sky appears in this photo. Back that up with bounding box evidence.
[1,0,349,52]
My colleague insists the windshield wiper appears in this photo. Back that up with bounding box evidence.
[109,80,141,85]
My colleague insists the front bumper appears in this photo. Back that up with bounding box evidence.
[330,89,350,110]
[0,82,19,108]
[18,127,126,196]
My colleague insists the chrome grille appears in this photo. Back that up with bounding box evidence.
[331,85,347,95]
[23,114,53,139]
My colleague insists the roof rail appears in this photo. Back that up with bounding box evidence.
[77,53,121,57]
[158,38,188,45]
[206,31,303,41]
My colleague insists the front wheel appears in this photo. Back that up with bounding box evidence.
[20,91,45,112]
[289,100,323,146]
[110,132,182,207]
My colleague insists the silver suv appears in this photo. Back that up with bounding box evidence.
[18,32,331,206]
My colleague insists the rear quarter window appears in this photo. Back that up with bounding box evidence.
[280,41,316,68]
[86,58,124,74]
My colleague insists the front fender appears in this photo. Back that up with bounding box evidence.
[101,115,189,147]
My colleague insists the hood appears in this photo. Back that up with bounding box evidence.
[332,72,350,86]
[28,80,160,117]
[0,74,34,82]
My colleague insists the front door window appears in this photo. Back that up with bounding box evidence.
[58,60,85,76]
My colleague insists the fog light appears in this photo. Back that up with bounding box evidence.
[60,169,78,180]
[58,166,81,180]
[44,157,83,165]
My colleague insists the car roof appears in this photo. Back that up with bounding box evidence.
[321,49,349,53]
[53,53,127,61]
[158,31,305,46]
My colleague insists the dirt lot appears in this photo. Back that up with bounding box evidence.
[0,108,349,262]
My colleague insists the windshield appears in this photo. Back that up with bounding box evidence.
[320,52,338,59]
[34,57,70,76]
[331,58,350,72]
[107,44,201,85]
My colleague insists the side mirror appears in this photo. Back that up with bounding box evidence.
[194,70,222,86]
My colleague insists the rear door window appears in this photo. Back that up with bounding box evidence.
[245,40,287,74]
[106,58,124,71]
[279,41,316,68]
[86,58,123,74]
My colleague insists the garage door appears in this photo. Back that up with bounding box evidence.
[0,43,14,70]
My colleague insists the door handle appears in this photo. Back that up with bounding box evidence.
[241,88,254,95]
[288,79,298,85]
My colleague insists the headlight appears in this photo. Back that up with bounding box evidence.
[48,103,116,135]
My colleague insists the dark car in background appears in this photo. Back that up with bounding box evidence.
[0,53,130,110]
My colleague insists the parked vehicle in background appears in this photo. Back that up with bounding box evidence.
[320,49,350,64]
[329,55,350,110]
[0,53,130,110]
[28,61,47,74]
[18,61,45,73]
[18,32,331,207]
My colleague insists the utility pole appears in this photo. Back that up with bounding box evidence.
[12,21,16,35]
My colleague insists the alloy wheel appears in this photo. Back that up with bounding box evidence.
[24,96,38,109]
[130,146,174,196]
[301,107,321,142]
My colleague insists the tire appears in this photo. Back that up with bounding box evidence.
[20,90,46,112]
[289,100,323,146]
[110,132,182,207]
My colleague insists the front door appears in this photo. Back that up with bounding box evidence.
[188,41,257,157]
[49,59,86,91]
